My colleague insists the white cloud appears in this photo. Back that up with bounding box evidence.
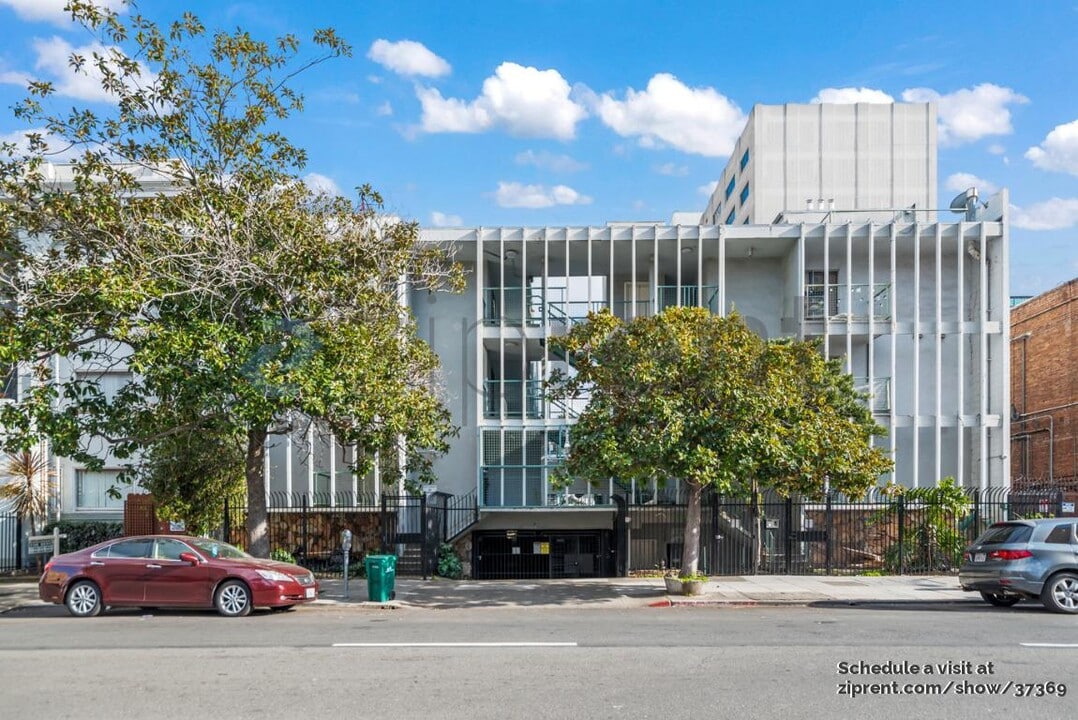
[493,181,592,209]
[0,126,82,160]
[945,172,998,194]
[303,172,342,197]
[376,101,393,117]
[901,83,1028,146]
[1026,119,1078,176]
[367,39,450,78]
[0,0,125,26]
[811,87,895,104]
[654,162,688,176]
[430,211,462,226]
[20,36,155,104]
[418,63,586,140]
[988,143,1006,155]
[0,69,32,87]
[514,149,587,173]
[1011,198,1078,230]
[697,180,719,197]
[595,73,746,157]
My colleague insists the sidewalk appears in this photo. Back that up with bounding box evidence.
[0,574,977,615]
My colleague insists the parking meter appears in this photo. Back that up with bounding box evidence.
[341,530,353,598]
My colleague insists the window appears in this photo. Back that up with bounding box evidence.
[805,270,839,319]
[154,538,195,560]
[76,469,137,509]
[739,148,750,171]
[725,208,736,225]
[103,539,153,559]
[1044,524,1075,544]
[724,176,736,200]
[977,524,1033,545]
[0,364,15,401]
[739,182,750,205]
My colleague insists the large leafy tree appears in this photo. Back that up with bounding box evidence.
[549,307,893,576]
[0,2,462,556]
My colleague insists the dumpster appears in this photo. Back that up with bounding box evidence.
[364,554,397,602]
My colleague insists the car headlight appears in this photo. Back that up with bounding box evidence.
[256,569,295,583]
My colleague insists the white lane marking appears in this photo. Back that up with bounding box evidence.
[332,642,578,648]
[1020,643,1078,648]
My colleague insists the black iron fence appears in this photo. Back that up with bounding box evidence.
[625,485,1077,576]
[0,512,21,572]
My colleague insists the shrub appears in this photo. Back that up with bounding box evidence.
[40,520,123,554]
[436,543,463,579]
[270,548,296,564]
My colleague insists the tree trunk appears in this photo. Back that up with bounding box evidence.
[244,426,269,558]
[681,480,703,576]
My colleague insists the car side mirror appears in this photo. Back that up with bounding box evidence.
[179,552,200,565]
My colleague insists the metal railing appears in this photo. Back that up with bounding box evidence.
[804,283,891,321]
[623,485,1073,576]
[483,379,586,420]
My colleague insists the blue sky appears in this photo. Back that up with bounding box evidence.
[0,0,1076,296]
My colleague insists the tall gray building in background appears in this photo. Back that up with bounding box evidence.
[702,103,937,226]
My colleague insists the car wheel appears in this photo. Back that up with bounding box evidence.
[1041,572,1078,614]
[65,580,103,618]
[214,580,252,617]
[980,591,1021,607]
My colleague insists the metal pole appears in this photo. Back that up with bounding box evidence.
[784,496,793,574]
[825,492,833,576]
[302,495,309,561]
[897,496,907,575]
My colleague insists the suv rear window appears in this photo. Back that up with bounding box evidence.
[977,524,1033,545]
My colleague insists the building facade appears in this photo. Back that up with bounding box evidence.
[1011,278,1078,488]
[702,103,937,226]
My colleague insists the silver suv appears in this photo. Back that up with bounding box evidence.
[959,518,1078,613]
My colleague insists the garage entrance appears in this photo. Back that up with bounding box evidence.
[472,530,613,579]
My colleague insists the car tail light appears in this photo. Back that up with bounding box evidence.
[988,549,1033,561]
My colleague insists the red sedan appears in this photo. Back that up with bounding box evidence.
[39,535,319,617]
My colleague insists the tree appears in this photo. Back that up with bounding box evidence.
[549,307,893,576]
[0,2,462,555]
[0,450,55,536]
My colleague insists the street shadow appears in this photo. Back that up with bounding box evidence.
[0,605,300,620]
[357,579,668,610]
[807,599,1055,614]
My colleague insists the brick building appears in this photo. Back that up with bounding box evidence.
[1011,277,1078,488]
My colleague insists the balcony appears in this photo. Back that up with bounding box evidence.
[480,465,615,508]
[803,283,891,322]
[853,376,891,413]
[483,379,586,420]
[484,285,721,327]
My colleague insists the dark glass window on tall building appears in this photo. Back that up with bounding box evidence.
[1,364,15,401]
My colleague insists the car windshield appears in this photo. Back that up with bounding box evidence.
[187,538,251,560]
[976,524,1033,545]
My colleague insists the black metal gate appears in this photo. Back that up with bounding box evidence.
[472,530,613,580]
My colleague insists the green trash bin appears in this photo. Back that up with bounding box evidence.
[365,554,397,602]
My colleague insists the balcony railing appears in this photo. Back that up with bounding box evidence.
[480,464,615,508]
[483,379,586,419]
[484,285,721,326]
[804,283,891,321]
[853,376,891,413]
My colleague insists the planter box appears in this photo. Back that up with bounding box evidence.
[681,580,705,596]
[663,577,682,594]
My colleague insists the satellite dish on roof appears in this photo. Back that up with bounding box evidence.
[949,187,979,216]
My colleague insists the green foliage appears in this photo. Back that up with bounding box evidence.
[40,520,123,554]
[679,571,708,582]
[0,2,463,556]
[878,477,971,573]
[0,451,55,535]
[436,543,463,579]
[270,548,296,564]
[547,307,893,574]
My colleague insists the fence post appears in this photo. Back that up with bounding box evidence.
[15,516,22,571]
[750,491,759,575]
[708,492,719,576]
[223,500,230,543]
[301,495,309,560]
[897,495,906,575]
[380,493,388,552]
[783,496,793,575]
[973,488,981,540]
[825,492,833,576]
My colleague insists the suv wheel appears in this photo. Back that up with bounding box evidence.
[1041,572,1078,614]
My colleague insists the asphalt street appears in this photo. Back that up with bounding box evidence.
[1,602,1076,720]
